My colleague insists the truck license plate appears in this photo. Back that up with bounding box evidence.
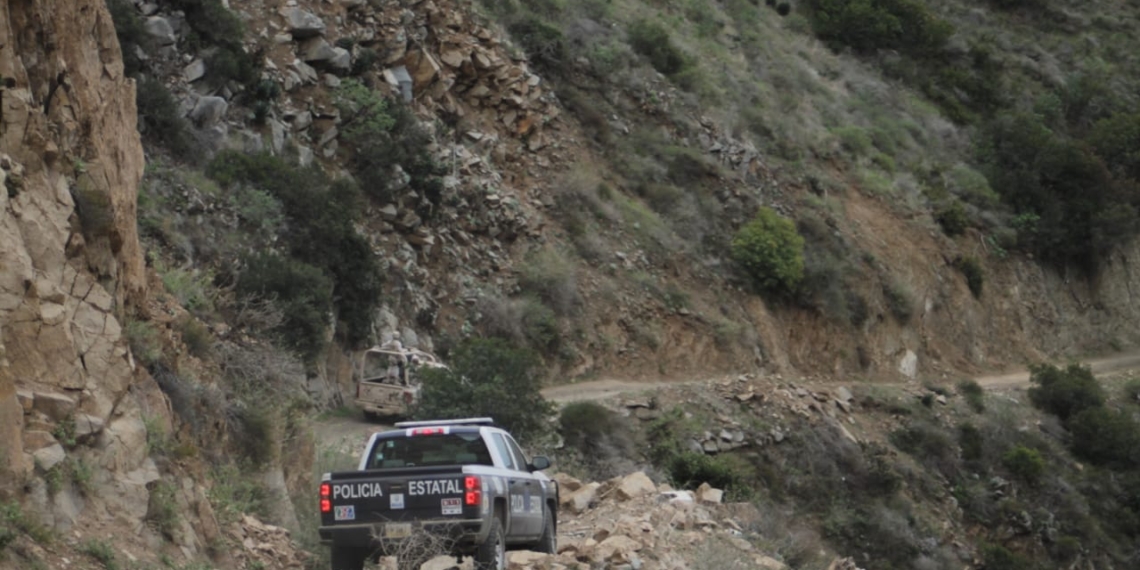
[384,523,412,539]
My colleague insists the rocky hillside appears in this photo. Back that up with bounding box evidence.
[4,0,1140,568]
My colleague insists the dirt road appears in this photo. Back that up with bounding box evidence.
[317,352,1140,447]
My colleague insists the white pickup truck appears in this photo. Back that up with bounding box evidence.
[318,418,558,570]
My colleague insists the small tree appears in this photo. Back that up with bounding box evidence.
[731,207,805,296]
[1002,446,1045,484]
[1027,363,1105,423]
[414,339,553,442]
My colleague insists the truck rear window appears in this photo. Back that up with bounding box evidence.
[367,433,494,469]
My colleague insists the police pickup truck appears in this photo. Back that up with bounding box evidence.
[318,418,558,570]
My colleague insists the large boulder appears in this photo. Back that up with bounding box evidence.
[561,482,599,514]
[615,471,656,501]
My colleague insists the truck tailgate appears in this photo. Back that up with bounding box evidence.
[322,467,477,528]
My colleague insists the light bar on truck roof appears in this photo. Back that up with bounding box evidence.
[393,417,495,428]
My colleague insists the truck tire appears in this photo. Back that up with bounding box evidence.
[330,546,369,570]
[533,509,556,554]
[474,518,506,570]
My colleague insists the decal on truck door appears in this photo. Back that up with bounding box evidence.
[390,493,405,510]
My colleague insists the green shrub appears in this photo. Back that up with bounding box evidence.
[1068,407,1140,469]
[125,319,164,368]
[507,16,565,73]
[627,20,689,77]
[415,339,553,442]
[147,480,180,539]
[731,207,805,296]
[517,249,579,316]
[177,317,213,359]
[236,253,333,361]
[207,152,382,346]
[161,266,214,315]
[958,379,986,413]
[1124,378,1140,405]
[81,538,119,570]
[980,543,1034,570]
[802,0,953,56]
[882,279,913,323]
[335,80,445,211]
[1027,363,1105,423]
[1002,445,1045,484]
[1089,112,1140,181]
[954,256,984,298]
[958,423,984,462]
[208,464,272,525]
[935,200,969,237]
[72,179,115,240]
[136,77,194,157]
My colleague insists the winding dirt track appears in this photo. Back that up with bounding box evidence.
[540,352,1140,403]
[319,353,1140,446]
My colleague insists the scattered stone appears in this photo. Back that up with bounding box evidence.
[563,482,599,514]
[144,16,176,46]
[183,59,206,83]
[615,471,656,501]
[33,443,66,472]
[300,37,338,63]
[190,96,229,128]
[285,8,326,39]
[696,483,723,504]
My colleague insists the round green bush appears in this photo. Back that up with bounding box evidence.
[731,207,805,296]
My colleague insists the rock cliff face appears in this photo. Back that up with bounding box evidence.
[0,0,153,536]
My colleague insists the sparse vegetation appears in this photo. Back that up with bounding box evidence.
[81,538,119,570]
[558,402,636,479]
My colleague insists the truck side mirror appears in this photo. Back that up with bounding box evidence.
[529,456,551,471]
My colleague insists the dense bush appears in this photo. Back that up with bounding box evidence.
[979,112,1135,273]
[335,80,445,213]
[954,256,984,299]
[1002,446,1045,484]
[236,253,333,362]
[958,423,984,462]
[414,339,553,442]
[1089,112,1140,181]
[135,77,195,157]
[802,0,952,56]
[981,543,1034,570]
[207,152,382,347]
[958,379,986,412]
[935,200,969,236]
[1027,363,1104,423]
[731,207,805,296]
[1068,407,1140,469]
[627,20,689,77]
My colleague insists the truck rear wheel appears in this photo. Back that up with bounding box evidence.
[474,518,505,570]
[330,546,369,570]
[534,509,556,554]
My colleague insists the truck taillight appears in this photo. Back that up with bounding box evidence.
[320,483,331,513]
[464,476,481,506]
